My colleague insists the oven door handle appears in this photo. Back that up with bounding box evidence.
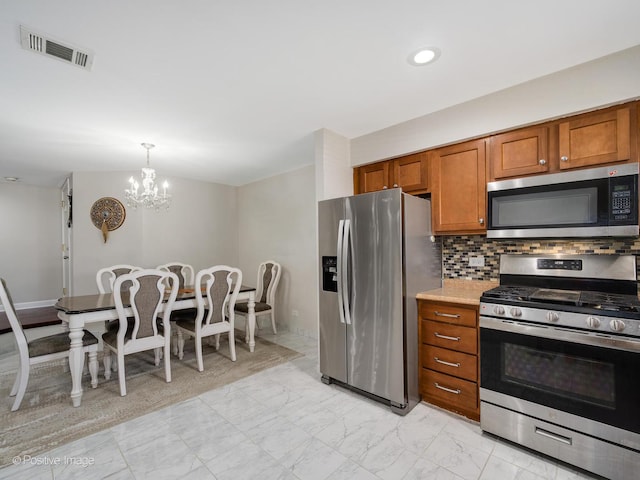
[480,316,640,353]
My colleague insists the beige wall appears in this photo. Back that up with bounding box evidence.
[0,182,62,304]
[71,171,238,295]
[237,165,317,338]
[351,45,640,166]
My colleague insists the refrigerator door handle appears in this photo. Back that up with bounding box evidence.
[342,219,352,325]
[336,220,346,324]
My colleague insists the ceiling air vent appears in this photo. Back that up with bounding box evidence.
[20,25,94,71]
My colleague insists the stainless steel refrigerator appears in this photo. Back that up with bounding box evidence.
[318,189,441,415]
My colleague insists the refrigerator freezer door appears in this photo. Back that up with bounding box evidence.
[346,189,404,404]
[318,197,348,384]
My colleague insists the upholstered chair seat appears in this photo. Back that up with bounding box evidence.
[28,331,98,357]
[234,301,272,314]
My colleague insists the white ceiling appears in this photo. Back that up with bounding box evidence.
[2,1,640,188]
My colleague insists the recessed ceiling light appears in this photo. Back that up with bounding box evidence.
[3,176,19,182]
[408,47,441,66]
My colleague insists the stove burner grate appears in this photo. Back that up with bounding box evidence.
[579,292,640,313]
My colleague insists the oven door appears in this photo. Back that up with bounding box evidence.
[480,316,640,435]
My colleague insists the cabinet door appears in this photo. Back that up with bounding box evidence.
[490,126,549,179]
[558,107,632,170]
[357,162,390,193]
[431,139,487,234]
[392,152,429,192]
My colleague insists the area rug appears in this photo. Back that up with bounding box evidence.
[0,332,302,467]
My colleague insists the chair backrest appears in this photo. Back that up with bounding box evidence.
[156,262,194,290]
[113,269,178,342]
[96,264,142,294]
[256,261,281,305]
[0,278,29,361]
[195,266,242,328]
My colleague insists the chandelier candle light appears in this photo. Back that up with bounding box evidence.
[125,143,171,210]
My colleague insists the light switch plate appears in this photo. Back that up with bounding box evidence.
[469,256,485,267]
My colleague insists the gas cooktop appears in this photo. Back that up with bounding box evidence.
[481,285,640,314]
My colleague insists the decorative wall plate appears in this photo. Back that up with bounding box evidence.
[90,197,126,243]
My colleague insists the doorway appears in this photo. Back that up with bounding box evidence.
[61,177,73,296]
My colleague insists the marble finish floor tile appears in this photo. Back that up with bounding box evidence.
[0,329,606,480]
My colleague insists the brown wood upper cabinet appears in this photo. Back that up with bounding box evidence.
[357,161,390,193]
[558,106,633,170]
[392,152,429,193]
[430,139,487,234]
[488,103,637,181]
[490,126,549,180]
[355,152,429,194]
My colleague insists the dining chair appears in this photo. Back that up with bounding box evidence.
[235,260,281,334]
[102,269,178,396]
[96,264,143,375]
[96,264,142,294]
[156,262,196,355]
[175,266,242,372]
[156,262,194,290]
[0,278,99,411]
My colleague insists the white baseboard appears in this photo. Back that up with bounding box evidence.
[0,298,57,313]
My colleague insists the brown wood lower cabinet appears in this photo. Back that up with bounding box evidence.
[419,300,480,421]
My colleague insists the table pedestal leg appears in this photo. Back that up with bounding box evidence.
[67,324,85,407]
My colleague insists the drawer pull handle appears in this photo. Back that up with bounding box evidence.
[534,427,572,445]
[434,311,461,319]
[434,383,461,395]
[434,332,460,342]
[435,357,460,368]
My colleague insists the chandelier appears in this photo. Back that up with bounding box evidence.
[124,143,171,210]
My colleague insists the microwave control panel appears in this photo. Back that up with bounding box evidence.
[610,175,637,223]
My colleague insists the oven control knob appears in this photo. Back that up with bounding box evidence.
[586,316,600,329]
[493,306,505,315]
[545,312,559,323]
[509,307,522,318]
[609,319,626,332]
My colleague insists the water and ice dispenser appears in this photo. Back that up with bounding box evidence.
[321,256,337,292]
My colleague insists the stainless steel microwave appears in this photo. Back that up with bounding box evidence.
[487,163,639,238]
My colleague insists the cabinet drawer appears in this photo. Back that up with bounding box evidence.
[421,345,477,382]
[422,320,477,355]
[420,302,477,327]
[421,369,478,413]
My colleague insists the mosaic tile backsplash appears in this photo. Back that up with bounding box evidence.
[442,236,640,281]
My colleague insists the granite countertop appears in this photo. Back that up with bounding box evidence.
[417,279,498,306]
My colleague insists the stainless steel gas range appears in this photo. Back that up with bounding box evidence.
[479,254,640,480]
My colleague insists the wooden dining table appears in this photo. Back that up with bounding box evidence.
[54,285,256,407]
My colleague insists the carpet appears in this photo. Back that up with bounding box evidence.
[0,332,302,467]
